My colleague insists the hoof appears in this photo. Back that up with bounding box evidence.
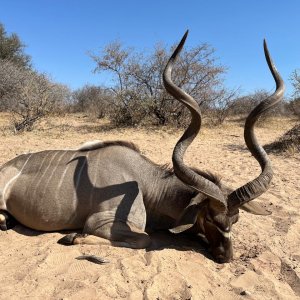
[58,233,77,245]
[0,212,18,231]
[0,224,7,231]
[0,213,7,231]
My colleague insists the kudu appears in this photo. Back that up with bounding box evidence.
[0,32,284,263]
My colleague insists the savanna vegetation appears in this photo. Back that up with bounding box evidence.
[0,22,299,144]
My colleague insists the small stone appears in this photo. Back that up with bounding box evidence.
[240,290,251,296]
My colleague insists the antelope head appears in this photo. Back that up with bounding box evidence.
[163,31,285,263]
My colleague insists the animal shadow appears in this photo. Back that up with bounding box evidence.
[146,230,212,260]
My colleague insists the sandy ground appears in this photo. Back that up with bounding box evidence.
[0,114,299,300]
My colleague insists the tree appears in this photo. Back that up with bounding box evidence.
[204,88,238,126]
[90,40,235,126]
[289,70,300,119]
[290,69,300,97]
[229,90,270,116]
[0,23,71,132]
[72,85,111,119]
[90,41,146,126]
[0,59,70,132]
[229,89,287,124]
[0,23,31,68]
[288,98,300,119]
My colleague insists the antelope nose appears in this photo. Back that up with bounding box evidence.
[215,254,230,264]
[212,246,232,263]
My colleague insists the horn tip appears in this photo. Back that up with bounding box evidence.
[263,39,271,62]
[179,30,189,47]
[263,39,268,49]
[169,30,189,61]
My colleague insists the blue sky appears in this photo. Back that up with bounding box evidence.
[0,0,299,96]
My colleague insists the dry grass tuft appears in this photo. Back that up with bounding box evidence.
[265,124,300,155]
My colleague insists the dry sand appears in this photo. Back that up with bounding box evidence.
[0,114,299,300]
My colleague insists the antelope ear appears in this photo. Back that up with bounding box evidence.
[169,196,205,234]
[240,201,272,216]
[169,205,199,233]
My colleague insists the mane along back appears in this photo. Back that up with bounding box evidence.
[78,140,140,152]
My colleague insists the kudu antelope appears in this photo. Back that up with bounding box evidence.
[0,32,284,263]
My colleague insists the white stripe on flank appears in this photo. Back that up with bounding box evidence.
[2,154,33,200]
[41,151,67,197]
[2,172,21,200]
[56,152,77,198]
[31,152,51,197]
[55,152,77,215]
[34,152,60,194]
[30,152,50,182]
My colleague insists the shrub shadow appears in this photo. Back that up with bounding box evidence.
[224,144,248,152]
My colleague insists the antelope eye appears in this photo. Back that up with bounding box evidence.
[208,218,230,232]
[217,224,231,232]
